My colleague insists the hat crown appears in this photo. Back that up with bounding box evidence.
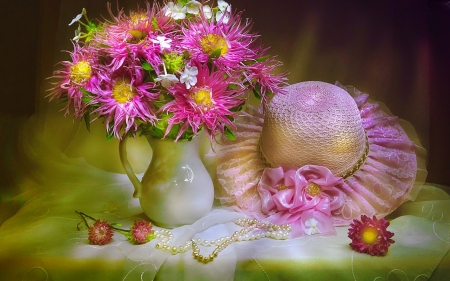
[260,81,367,177]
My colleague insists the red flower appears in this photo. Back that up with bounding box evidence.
[131,220,154,244]
[88,220,114,245]
[348,215,395,256]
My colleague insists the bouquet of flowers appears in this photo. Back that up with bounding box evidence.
[48,0,287,141]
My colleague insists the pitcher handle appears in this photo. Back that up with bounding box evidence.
[119,136,142,198]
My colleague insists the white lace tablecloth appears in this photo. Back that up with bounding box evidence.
[0,115,449,281]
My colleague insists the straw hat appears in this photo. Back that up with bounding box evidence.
[213,81,426,234]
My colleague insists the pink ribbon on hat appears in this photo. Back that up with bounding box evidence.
[258,165,345,237]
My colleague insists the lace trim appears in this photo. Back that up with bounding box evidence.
[257,133,370,179]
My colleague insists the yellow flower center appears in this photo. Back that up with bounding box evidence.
[278,184,288,191]
[128,30,146,40]
[362,227,378,245]
[191,88,213,108]
[70,61,92,84]
[131,12,149,26]
[128,13,149,41]
[200,34,228,56]
[306,182,321,197]
[112,79,136,104]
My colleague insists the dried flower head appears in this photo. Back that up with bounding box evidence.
[131,219,154,244]
[348,215,395,256]
[88,220,114,245]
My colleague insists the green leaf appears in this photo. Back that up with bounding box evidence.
[80,88,93,104]
[118,230,133,240]
[149,127,165,138]
[209,48,222,60]
[183,50,190,59]
[227,84,239,91]
[150,70,158,80]
[83,112,91,132]
[242,56,270,65]
[224,127,236,140]
[146,232,156,242]
[81,96,92,103]
[142,61,153,71]
[230,104,243,112]
[252,86,262,100]
[151,17,159,31]
[106,130,115,141]
[256,55,270,62]
[207,59,214,74]
[58,98,68,106]
[80,88,93,96]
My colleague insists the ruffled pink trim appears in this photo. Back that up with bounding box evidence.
[213,85,426,226]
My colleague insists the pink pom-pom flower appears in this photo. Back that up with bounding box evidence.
[131,219,154,244]
[88,220,114,245]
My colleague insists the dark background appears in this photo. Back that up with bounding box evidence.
[1,0,449,185]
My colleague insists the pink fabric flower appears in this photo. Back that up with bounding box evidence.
[258,165,345,237]
[348,215,395,256]
[88,220,114,245]
[131,220,154,244]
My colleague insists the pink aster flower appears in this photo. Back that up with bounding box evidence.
[161,63,244,140]
[88,220,114,245]
[94,2,175,71]
[348,215,395,256]
[181,9,257,71]
[258,165,345,237]
[246,59,289,103]
[47,42,99,118]
[49,2,287,143]
[105,1,175,40]
[131,219,154,244]
[91,64,159,138]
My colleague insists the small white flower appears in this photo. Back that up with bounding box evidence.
[165,2,187,20]
[69,10,83,26]
[155,74,179,88]
[186,0,201,15]
[73,25,82,42]
[202,5,212,19]
[304,218,321,235]
[217,0,231,12]
[216,0,231,23]
[180,65,198,89]
[155,63,179,88]
[151,35,172,51]
[216,10,230,24]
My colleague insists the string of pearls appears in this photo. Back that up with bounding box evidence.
[154,218,291,263]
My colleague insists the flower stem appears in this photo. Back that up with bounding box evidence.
[75,210,91,230]
[75,210,130,232]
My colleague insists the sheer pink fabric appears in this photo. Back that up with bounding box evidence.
[213,83,426,226]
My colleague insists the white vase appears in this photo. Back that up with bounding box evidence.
[119,136,214,228]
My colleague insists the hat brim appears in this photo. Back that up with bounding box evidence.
[211,83,427,226]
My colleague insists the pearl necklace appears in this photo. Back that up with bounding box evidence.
[154,218,291,263]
